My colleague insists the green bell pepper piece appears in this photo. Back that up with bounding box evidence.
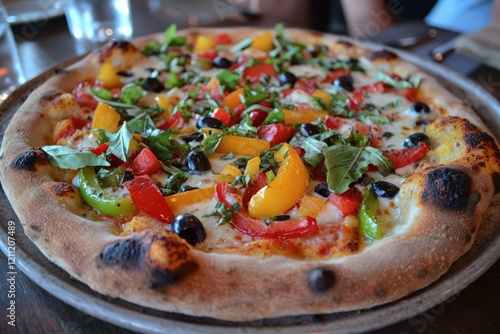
[358,187,384,240]
[79,167,136,217]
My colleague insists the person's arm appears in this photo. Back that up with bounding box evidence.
[340,0,392,37]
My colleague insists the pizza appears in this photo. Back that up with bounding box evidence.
[1,25,499,321]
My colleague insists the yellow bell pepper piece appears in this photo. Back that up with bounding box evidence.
[250,31,274,51]
[215,135,270,157]
[165,187,215,215]
[156,96,172,120]
[248,143,309,218]
[129,134,142,154]
[194,35,215,52]
[244,156,261,182]
[207,77,220,90]
[91,102,121,132]
[214,165,242,183]
[297,195,326,218]
[220,88,244,110]
[282,108,329,124]
[176,124,197,135]
[97,62,121,89]
[312,90,333,107]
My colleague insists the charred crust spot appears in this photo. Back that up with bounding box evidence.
[11,149,48,171]
[336,40,353,47]
[464,131,495,150]
[367,49,398,61]
[308,267,335,293]
[100,232,196,289]
[100,237,144,269]
[417,269,428,279]
[98,40,136,63]
[374,287,386,298]
[493,173,500,195]
[421,168,471,210]
[30,225,41,232]
[53,68,64,75]
[48,182,76,197]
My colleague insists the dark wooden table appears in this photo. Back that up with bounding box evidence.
[1,1,499,333]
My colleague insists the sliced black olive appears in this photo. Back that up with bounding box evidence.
[410,102,431,114]
[349,57,360,66]
[185,150,211,173]
[308,267,335,292]
[314,182,331,198]
[299,123,321,137]
[171,213,206,245]
[415,119,429,126]
[278,71,297,87]
[372,181,400,199]
[142,77,164,92]
[180,132,204,143]
[117,71,133,77]
[403,133,431,148]
[334,75,354,92]
[356,173,370,186]
[273,215,291,221]
[213,56,232,69]
[196,116,224,129]
[121,171,135,185]
[306,44,329,57]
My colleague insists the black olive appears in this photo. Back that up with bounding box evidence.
[142,77,164,92]
[196,116,224,129]
[372,181,400,199]
[403,132,431,148]
[185,150,211,173]
[213,56,232,69]
[180,132,203,143]
[349,57,360,66]
[171,213,206,246]
[278,71,297,87]
[356,173,370,186]
[299,123,321,137]
[410,102,431,114]
[334,75,354,92]
[273,215,291,221]
[307,44,329,57]
[415,119,429,126]
[121,171,135,185]
[117,71,133,77]
[314,182,331,197]
[308,267,335,292]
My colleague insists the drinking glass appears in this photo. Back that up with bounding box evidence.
[64,0,133,53]
[0,2,25,103]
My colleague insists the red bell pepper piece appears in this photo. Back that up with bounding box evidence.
[323,68,350,83]
[158,111,186,130]
[249,109,268,126]
[383,142,430,169]
[214,33,232,45]
[124,176,175,224]
[215,183,318,239]
[294,78,317,94]
[195,49,218,60]
[91,143,109,155]
[242,171,267,211]
[257,123,294,147]
[327,187,363,217]
[72,81,98,110]
[243,64,277,83]
[132,148,162,176]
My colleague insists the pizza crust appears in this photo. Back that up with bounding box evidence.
[1,27,499,321]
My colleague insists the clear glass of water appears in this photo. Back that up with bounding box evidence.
[0,3,25,103]
[64,0,133,53]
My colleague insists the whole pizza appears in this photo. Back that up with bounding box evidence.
[1,25,499,321]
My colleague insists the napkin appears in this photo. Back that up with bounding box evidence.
[455,25,500,70]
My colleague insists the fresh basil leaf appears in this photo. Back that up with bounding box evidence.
[300,137,327,167]
[373,72,412,90]
[100,122,134,162]
[220,152,235,160]
[165,72,185,89]
[119,85,144,105]
[41,146,110,169]
[231,174,251,189]
[324,144,393,194]
[161,172,188,195]
[144,129,177,161]
[357,112,390,124]
[263,109,284,124]
[127,114,157,134]
[207,202,240,225]
[216,70,240,92]
[275,22,284,37]
[379,99,402,111]
[201,130,224,155]
[232,37,253,52]
[243,85,269,106]
[90,87,141,113]
[266,170,276,183]
[141,40,161,55]
[91,87,112,100]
